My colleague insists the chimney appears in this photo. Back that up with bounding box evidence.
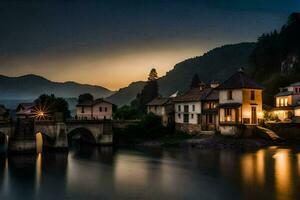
[210,81,219,88]
[198,81,206,91]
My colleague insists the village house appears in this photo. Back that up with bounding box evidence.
[0,105,9,122]
[16,103,36,119]
[173,82,219,134]
[146,97,174,126]
[76,98,114,120]
[201,87,219,131]
[271,82,300,122]
[218,70,263,135]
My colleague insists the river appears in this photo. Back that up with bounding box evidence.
[0,146,299,200]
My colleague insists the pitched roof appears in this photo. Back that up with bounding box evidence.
[218,71,263,90]
[173,87,212,102]
[76,98,114,107]
[203,89,219,101]
[275,91,293,97]
[146,98,171,106]
[0,105,8,115]
[290,82,300,86]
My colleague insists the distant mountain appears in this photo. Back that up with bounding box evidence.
[0,74,114,100]
[158,42,256,96]
[106,81,145,106]
[108,42,255,106]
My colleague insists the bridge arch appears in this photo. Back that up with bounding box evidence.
[67,127,97,145]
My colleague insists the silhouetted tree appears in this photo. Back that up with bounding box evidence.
[78,93,94,103]
[34,94,70,120]
[190,73,200,88]
[250,12,300,105]
[131,68,159,113]
[148,68,158,81]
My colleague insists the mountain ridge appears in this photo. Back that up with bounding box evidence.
[0,74,114,100]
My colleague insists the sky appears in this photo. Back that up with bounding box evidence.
[0,0,299,90]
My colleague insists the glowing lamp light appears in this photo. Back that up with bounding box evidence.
[33,104,50,120]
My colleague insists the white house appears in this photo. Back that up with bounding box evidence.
[218,70,263,135]
[272,82,300,122]
[173,84,213,134]
[146,97,174,126]
[76,99,114,120]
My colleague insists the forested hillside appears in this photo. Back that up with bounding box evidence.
[250,12,300,105]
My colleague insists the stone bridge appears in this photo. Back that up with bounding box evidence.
[0,119,139,152]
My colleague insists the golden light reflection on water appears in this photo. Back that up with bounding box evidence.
[256,149,265,186]
[273,149,292,200]
[36,132,43,154]
[35,153,42,195]
[240,150,265,187]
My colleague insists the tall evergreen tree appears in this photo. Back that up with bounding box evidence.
[148,68,158,81]
[131,68,159,113]
[190,73,200,89]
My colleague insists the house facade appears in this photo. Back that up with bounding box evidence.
[76,99,113,120]
[272,82,300,122]
[146,97,174,126]
[201,89,219,131]
[218,70,263,135]
[173,83,219,134]
[16,103,36,119]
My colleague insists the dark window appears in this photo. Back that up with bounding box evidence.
[191,114,194,119]
[105,107,107,112]
[178,105,181,112]
[81,106,84,113]
[251,90,255,100]
[184,105,189,112]
[192,105,195,111]
[208,115,213,123]
[184,114,189,123]
[227,90,233,100]
[99,107,102,112]
[178,113,181,118]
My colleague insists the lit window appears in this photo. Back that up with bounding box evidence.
[284,98,288,106]
[224,108,232,122]
[280,99,284,107]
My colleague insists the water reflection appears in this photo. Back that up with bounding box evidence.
[0,146,299,199]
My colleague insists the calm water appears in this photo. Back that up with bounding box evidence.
[0,146,300,200]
